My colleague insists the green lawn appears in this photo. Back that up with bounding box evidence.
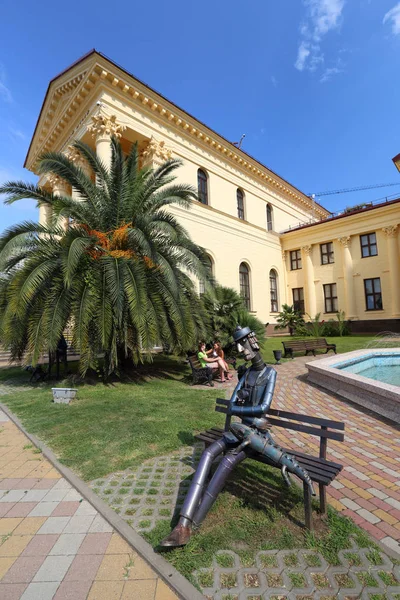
[0,335,382,481]
[0,356,222,481]
[0,334,386,583]
[260,334,378,363]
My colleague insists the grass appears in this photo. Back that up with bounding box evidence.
[0,334,384,586]
[259,334,378,364]
[0,355,222,481]
[0,335,378,482]
[144,459,378,585]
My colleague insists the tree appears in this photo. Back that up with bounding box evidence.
[274,304,304,336]
[201,285,265,349]
[0,138,211,377]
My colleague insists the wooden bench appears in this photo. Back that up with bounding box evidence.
[188,355,218,386]
[282,340,307,358]
[195,398,345,530]
[305,338,337,356]
[282,338,336,359]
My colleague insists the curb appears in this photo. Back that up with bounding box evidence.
[0,402,205,600]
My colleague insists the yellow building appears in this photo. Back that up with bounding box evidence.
[281,199,400,332]
[25,51,400,332]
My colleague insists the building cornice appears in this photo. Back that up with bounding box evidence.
[25,51,329,219]
[280,199,400,248]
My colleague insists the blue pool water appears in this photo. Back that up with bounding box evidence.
[335,353,400,387]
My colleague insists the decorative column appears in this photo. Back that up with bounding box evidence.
[65,145,91,201]
[383,225,400,317]
[302,245,316,317]
[338,236,356,319]
[87,114,126,171]
[48,175,70,231]
[37,176,52,227]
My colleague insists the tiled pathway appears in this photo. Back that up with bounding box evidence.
[269,355,400,556]
[0,410,177,600]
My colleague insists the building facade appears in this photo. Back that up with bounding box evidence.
[281,200,400,332]
[24,51,400,331]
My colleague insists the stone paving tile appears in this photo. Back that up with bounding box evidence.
[2,555,46,583]
[0,410,179,599]
[49,533,85,556]
[53,580,93,600]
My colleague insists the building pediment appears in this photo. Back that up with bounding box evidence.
[25,50,329,219]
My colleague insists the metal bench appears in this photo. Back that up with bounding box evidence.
[195,398,345,530]
[188,355,218,386]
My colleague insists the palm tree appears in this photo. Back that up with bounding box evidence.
[201,285,265,349]
[0,138,211,377]
[275,304,304,336]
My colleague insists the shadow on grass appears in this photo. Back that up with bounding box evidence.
[0,354,194,390]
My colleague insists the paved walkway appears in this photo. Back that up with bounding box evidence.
[270,355,400,556]
[0,410,177,600]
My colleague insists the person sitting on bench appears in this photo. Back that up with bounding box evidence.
[160,325,315,548]
[198,342,230,383]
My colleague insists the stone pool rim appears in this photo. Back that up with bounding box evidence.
[306,349,400,423]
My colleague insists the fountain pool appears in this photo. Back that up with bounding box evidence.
[306,349,400,422]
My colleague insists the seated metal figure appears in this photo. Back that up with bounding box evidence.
[160,325,315,548]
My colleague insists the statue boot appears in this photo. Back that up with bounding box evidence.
[160,518,192,548]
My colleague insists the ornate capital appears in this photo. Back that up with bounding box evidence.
[139,136,172,164]
[301,245,312,255]
[65,145,84,165]
[47,174,69,194]
[87,114,126,140]
[338,236,351,247]
[383,225,398,238]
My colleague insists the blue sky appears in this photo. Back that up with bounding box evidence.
[1,0,400,230]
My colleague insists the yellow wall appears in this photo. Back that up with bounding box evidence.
[281,203,400,321]
[26,51,400,326]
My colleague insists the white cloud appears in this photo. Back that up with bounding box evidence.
[295,0,345,73]
[295,42,311,71]
[383,3,400,35]
[307,0,345,41]
[320,66,343,82]
[0,64,12,103]
[270,75,278,87]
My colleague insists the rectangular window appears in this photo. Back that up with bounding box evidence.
[290,249,302,270]
[364,278,383,310]
[292,288,305,314]
[360,232,378,258]
[323,283,338,313]
[320,242,334,264]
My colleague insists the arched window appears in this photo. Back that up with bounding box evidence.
[237,189,245,220]
[199,254,213,295]
[266,204,273,231]
[197,168,208,205]
[239,262,251,310]
[269,269,279,312]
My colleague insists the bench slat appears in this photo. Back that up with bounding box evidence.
[268,409,345,431]
[282,341,306,349]
[216,398,230,406]
[253,455,335,485]
[265,417,345,442]
[194,430,342,484]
